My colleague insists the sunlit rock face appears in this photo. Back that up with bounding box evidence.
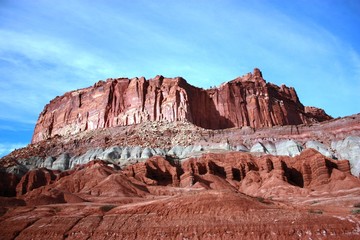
[32,68,331,143]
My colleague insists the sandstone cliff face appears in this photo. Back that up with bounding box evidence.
[32,69,331,143]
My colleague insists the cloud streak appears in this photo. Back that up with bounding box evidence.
[0,0,359,157]
[0,143,28,157]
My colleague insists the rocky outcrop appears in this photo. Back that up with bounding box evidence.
[122,149,355,194]
[124,156,179,187]
[32,69,331,143]
[332,136,360,177]
[17,160,147,200]
[0,172,19,197]
[3,135,358,176]
[306,140,333,158]
[2,114,359,182]
[1,152,360,239]
[16,168,60,196]
[10,149,355,199]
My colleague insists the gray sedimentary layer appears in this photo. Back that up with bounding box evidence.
[9,136,360,177]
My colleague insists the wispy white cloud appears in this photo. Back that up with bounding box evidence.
[0,29,120,78]
[0,29,123,123]
[0,0,359,148]
[0,142,28,157]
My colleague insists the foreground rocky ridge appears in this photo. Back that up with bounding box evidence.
[1,152,360,239]
[32,68,331,143]
[12,149,355,198]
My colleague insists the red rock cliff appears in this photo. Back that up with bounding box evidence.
[32,68,331,143]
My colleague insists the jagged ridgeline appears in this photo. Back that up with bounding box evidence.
[32,68,331,143]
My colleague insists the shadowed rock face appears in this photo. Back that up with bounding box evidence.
[12,149,355,198]
[0,172,19,197]
[1,152,360,239]
[124,149,355,194]
[32,69,331,143]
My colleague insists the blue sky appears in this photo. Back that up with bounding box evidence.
[0,0,359,156]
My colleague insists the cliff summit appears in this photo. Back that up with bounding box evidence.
[32,69,331,143]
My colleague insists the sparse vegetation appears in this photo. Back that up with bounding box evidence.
[351,209,360,215]
[309,209,323,214]
[100,205,116,212]
[254,196,274,205]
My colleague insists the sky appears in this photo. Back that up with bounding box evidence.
[0,0,359,157]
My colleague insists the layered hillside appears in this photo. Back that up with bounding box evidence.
[32,68,331,143]
[2,152,360,239]
[1,69,360,239]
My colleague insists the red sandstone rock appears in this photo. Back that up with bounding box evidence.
[5,146,356,200]
[123,149,356,198]
[20,160,149,206]
[124,156,179,187]
[1,154,360,239]
[32,69,331,143]
[1,114,358,174]
[2,189,360,240]
[0,172,19,197]
[16,168,60,196]
[2,68,360,239]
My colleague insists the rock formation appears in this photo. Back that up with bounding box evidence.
[2,68,360,239]
[0,172,19,197]
[8,149,356,200]
[3,114,360,179]
[32,68,331,143]
[11,149,355,199]
[124,149,355,194]
[15,168,63,196]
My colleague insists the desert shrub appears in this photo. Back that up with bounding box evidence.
[351,209,360,215]
[100,205,116,212]
[309,209,323,214]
